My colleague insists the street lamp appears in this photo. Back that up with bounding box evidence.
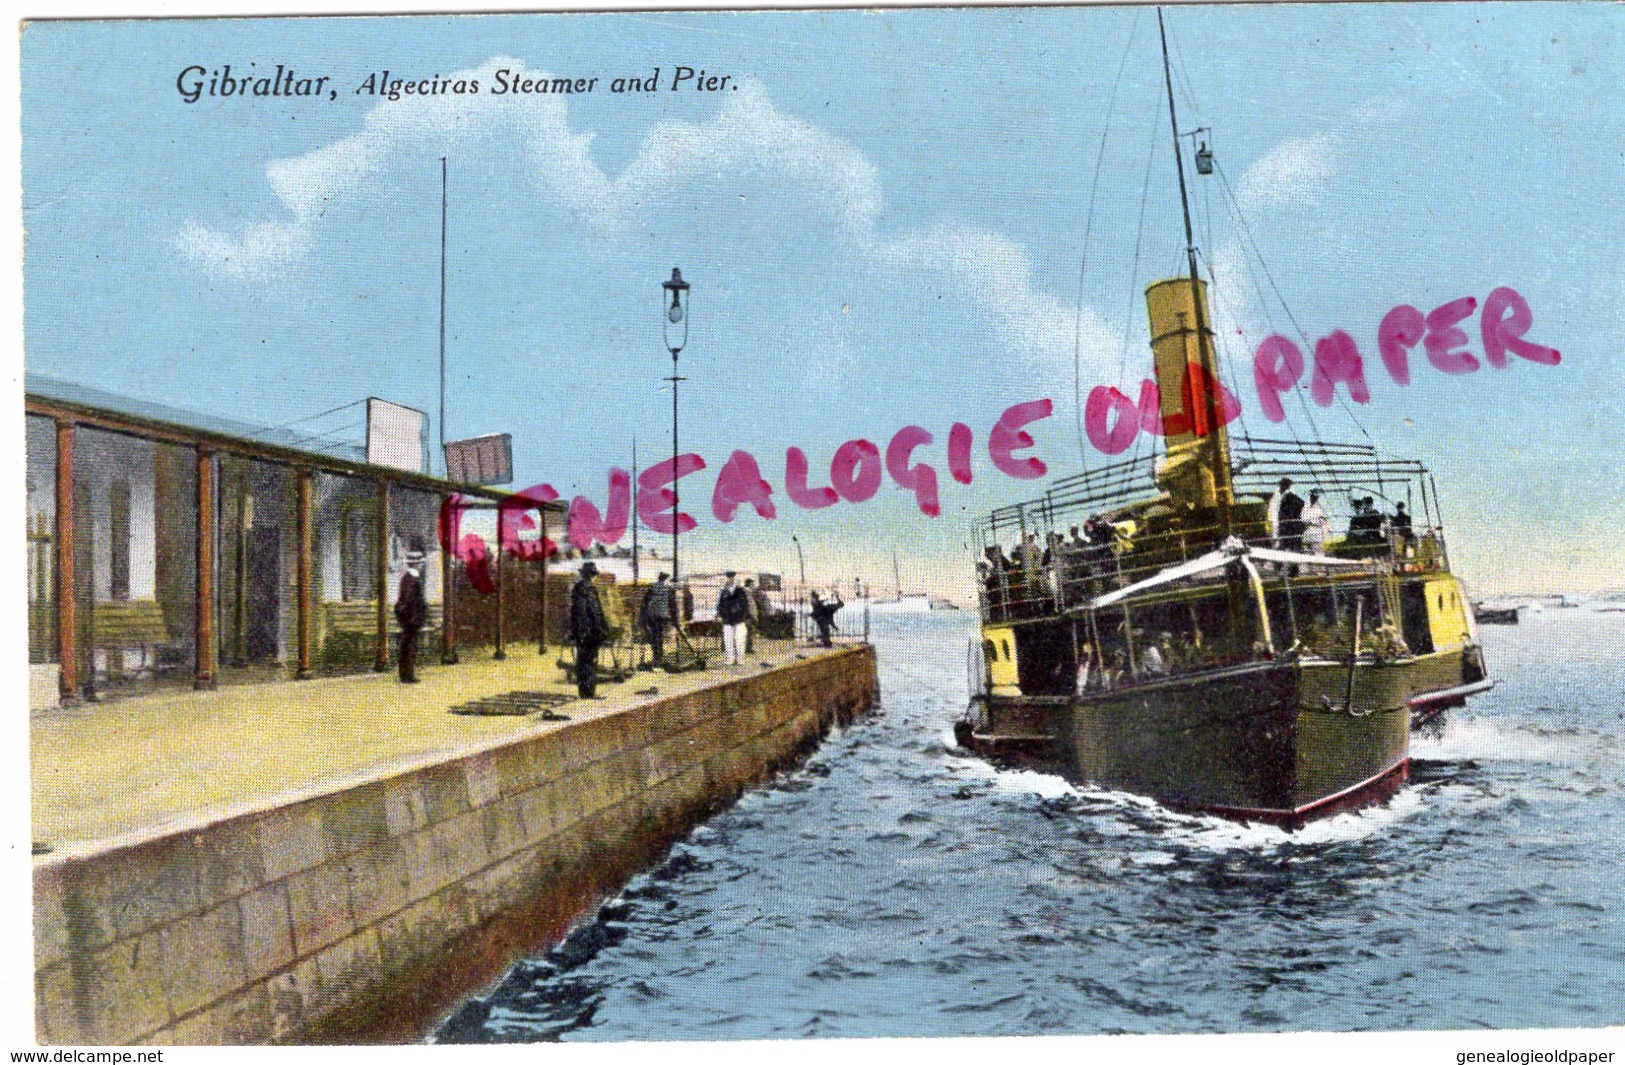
[791,534,807,640]
[661,268,690,588]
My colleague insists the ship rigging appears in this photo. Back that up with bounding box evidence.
[956,8,1494,826]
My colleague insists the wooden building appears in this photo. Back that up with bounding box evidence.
[24,374,565,708]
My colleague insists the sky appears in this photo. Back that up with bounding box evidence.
[18,2,1625,599]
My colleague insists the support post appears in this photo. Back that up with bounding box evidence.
[296,468,313,679]
[231,466,247,667]
[374,480,390,672]
[54,420,78,705]
[538,510,549,655]
[194,448,217,689]
[441,492,458,665]
[493,529,506,660]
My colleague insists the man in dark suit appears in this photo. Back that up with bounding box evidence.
[640,571,674,669]
[1391,501,1415,553]
[809,590,844,648]
[394,546,428,683]
[569,561,609,698]
[1277,483,1306,553]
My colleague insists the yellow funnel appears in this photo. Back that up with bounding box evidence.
[1145,277,1233,510]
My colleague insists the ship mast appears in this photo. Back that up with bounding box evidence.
[1157,8,1233,532]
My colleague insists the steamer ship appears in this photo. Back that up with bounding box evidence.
[954,12,1494,827]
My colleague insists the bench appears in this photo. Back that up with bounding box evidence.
[321,600,442,670]
[88,599,175,679]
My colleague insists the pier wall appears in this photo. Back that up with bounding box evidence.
[33,646,878,1045]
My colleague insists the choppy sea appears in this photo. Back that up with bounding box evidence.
[437,605,1625,1041]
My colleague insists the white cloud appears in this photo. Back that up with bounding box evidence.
[173,58,1119,378]
[265,135,385,224]
[871,222,1116,375]
[1235,134,1335,216]
[620,81,883,238]
[173,219,310,281]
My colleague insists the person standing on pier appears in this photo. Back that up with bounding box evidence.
[717,571,751,666]
[569,561,609,698]
[743,577,764,655]
[393,545,428,684]
[809,590,844,648]
[641,572,674,668]
[751,578,773,629]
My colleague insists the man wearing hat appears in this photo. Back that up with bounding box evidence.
[393,543,428,683]
[809,589,843,648]
[641,571,674,668]
[1267,477,1295,548]
[569,562,609,697]
[716,571,751,666]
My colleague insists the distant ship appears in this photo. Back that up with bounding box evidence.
[869,594,934,614]
[1472,602,1522,625]
[954,13,1493,827]
[869,551,942,612]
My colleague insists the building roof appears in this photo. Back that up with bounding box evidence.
[25,372,368,463]
[23,371,553,507]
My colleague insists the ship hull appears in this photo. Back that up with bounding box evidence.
[960,651,1484,827]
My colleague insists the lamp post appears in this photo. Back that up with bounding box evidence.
[791,534,807,640]
[661,268,690,589]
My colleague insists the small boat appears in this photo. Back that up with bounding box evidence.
[869,595,933,614]
[870,551,934,612]
[1473,603,1521,625]
[954,12,1493,827]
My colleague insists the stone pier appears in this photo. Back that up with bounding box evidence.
[32,643,879,1044]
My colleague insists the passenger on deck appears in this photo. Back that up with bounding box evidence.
[1062,527,1091,605]
[1020,532,1049,605]
[1105,650,1129,689]
[1267,478,1292,547]
[1277,483,1306,554]
[1075,651,1095,693]
[1140,635,1168,677]
[1348,497,1385,545]
[1157,631,1181,673]
[1391,502,1415,554]
[1085,517,1119,590]
[1302,489,1331,555]
[1046,532,1067,603]
[984,543,1011,585]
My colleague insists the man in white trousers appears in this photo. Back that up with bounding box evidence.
[716,571,751,667]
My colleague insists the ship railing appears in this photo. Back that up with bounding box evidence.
[974,440,1449,557]
[975,522,1449,625]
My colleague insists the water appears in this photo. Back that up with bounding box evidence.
[436,606,1625,1041]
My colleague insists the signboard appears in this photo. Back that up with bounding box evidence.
[365,398,426,473]
[444,433,513,486]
